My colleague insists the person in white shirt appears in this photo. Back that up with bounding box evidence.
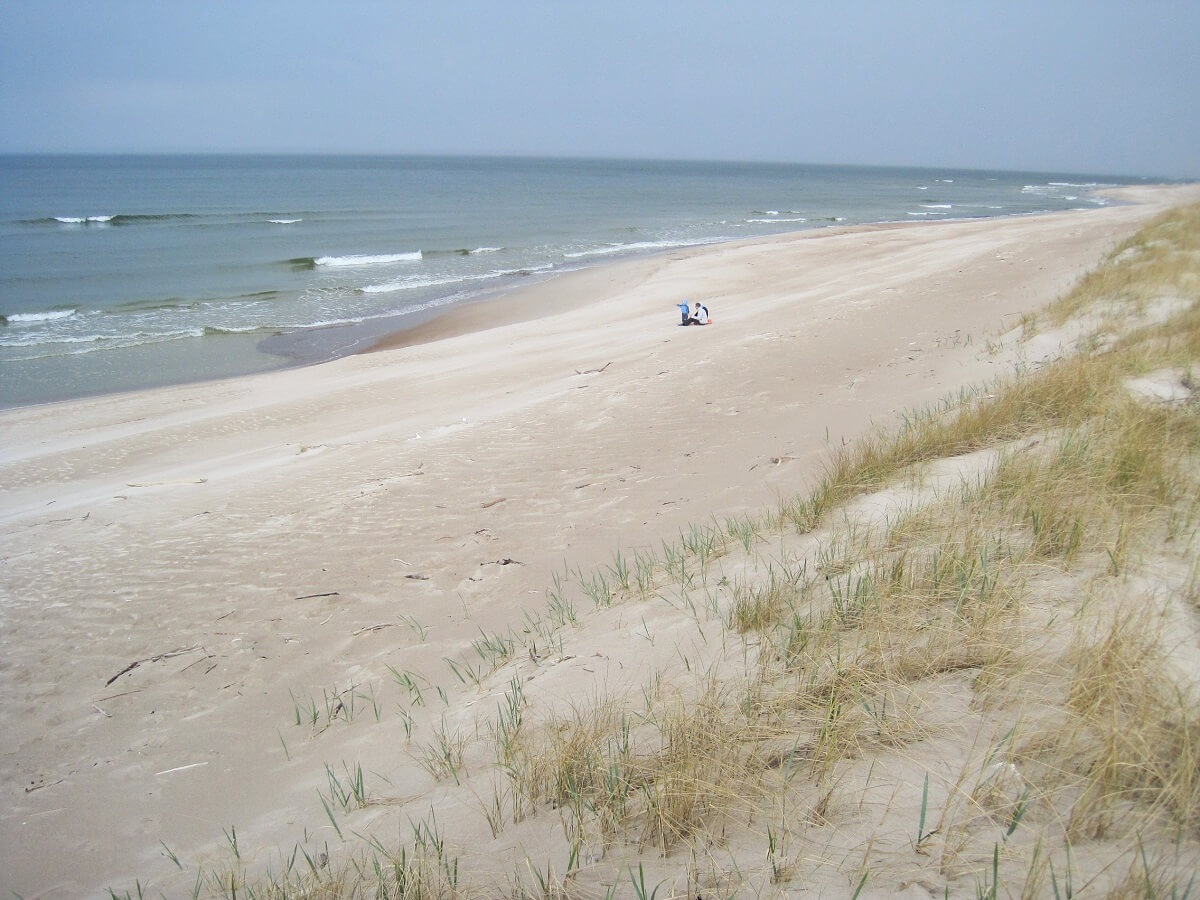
[677,300,710,325]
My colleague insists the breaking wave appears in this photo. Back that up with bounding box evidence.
[312,252,423,267]
[30,213,201,226]
[562,239,710,259]
[361,264,554,294]
[1,308,78,325]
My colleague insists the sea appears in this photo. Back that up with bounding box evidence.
[0,154,1158,408]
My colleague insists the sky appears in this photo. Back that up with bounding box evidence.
[0,2,1196,178]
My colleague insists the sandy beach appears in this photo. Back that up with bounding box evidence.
[3,185,1198,898]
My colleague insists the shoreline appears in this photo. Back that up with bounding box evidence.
[2,183,1198,897]
[0,185,1164,413]
[307,193,1166,360]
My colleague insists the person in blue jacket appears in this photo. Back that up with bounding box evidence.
[679,300,709,325]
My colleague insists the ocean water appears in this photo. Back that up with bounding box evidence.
[0,154,1150,408]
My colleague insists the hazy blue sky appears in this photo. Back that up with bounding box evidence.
[1,2,1196,177]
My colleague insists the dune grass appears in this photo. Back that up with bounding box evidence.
[113,203,1200,899]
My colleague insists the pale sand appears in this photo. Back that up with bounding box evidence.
[2,184,1196,897]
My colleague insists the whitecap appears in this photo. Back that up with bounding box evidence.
[53,215,113,224]
[563,239,707,259]
[314,252,422,267]
[745,217,807,224]
[4,308,78,324]
[269,218,302,225]
[362,274,470,294]
[361,264,553,295]
[920,204,952,209]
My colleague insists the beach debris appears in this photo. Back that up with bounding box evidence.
[352,623,396,636]
[104,645,204,686]
[294,591,339,600]
[93,689,143,703]
[574,361,613,375]
[24,774,69,794]
[125,478,207,487]
[404,574,430,580]
[481,497,507,509]
[482,558,523,567]
[154,762,208,777]
[749,455,798,471]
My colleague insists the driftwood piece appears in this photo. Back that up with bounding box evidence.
[105,646,203,686]
[352,623,396,636]
[294,591,340,600]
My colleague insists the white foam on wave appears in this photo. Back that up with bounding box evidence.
[471,247,501,254]
[55,215,114,224]
[921,204,952,209]
[1,331,107,349]
[746,217,807,224]
[563,239,708,260]
[1022,183,1097,198]
[0,327,208,354]
[361,264,554,295]
[269,218,302,225]
[315,252,422,267]
[5,309,78,324]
